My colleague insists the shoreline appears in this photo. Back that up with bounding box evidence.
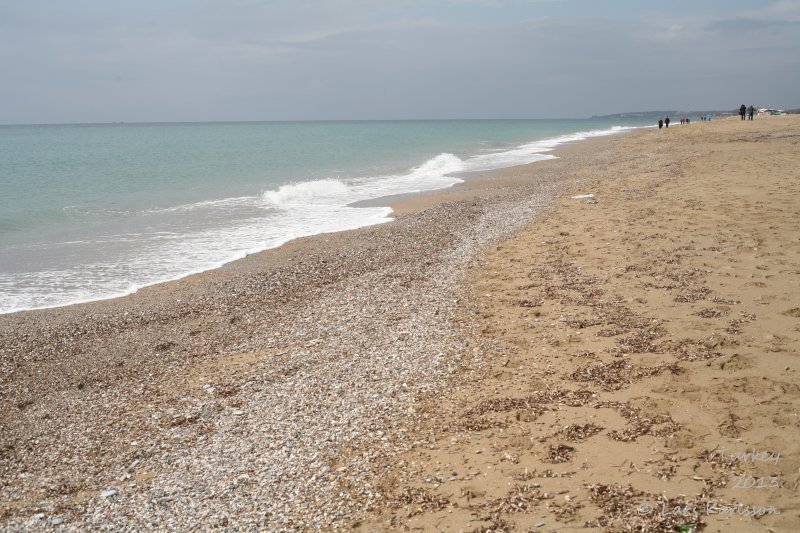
[0,123,639,317]
[3,116,798,530]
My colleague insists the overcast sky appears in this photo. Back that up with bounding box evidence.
[1,0,798,124]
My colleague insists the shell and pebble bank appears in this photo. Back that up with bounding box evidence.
[0,142,616,530]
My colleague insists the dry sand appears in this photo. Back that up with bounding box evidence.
[365,115,800,532]
[1,115,799,531]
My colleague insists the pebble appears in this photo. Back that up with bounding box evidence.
[0,154,596,529]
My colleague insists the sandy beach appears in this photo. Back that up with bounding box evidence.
[365,115,800,532]
[2,116,799,531]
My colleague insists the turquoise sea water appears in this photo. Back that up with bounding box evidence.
[0,119,651,313]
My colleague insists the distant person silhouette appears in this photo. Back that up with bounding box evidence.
[739,104,747,120]
[664,117,670,128]
[658,119,663,129]
[748,105,755,120]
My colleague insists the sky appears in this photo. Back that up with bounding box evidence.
[1,0,798,124]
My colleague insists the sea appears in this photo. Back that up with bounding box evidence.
[0,119,651,314]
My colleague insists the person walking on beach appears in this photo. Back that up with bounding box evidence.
[658,119,663,129]
[664,117,670,128]
[739,104,747,120]
[748,105,755,120]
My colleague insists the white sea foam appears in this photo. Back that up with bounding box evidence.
[410,152,465,178]
[257,153,466,212]
[153,196,262,213]
[262,179,351,208]
[0,203,393,313]
[463,126,636,172]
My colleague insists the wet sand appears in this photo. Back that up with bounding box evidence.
[2,116,799,531]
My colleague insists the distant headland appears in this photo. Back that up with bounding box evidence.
[593,108,798,119]
[591,110,734,119]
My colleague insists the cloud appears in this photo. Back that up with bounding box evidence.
[707,18,800,33]
[1,0,799,123]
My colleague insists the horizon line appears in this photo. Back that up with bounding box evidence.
[0,111,749,128]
